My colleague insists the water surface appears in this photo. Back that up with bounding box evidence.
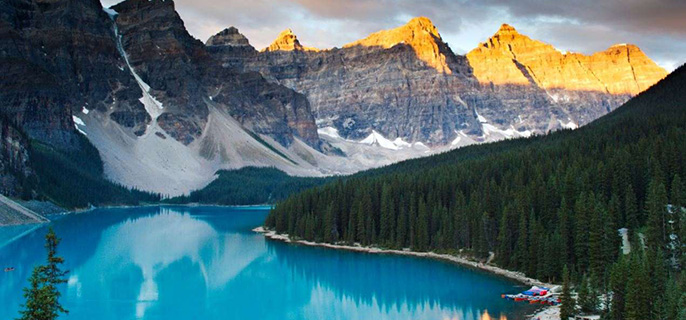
[0,206,536,319]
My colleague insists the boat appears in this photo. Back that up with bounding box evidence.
[4,267,15,272]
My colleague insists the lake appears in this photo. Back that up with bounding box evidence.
[0,206,537,319]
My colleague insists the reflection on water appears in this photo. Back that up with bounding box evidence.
[0,206,533,320]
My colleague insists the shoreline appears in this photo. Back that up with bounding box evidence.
[1,203,274,227]
[254,226,558,319]
[253,226,555,288]
[69,202,274,214]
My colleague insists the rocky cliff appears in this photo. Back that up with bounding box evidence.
[0,0,146,147]
[465,24,667,131]
[111,0,320,148]
[467,24,667,95]
[209,19,667,145]
[0,0,329,196]
[0,117,34,198]
[210,18,481,145]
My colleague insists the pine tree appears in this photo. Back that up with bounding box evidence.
[379,184,393,244]
[558,197,573,267]
[416,199,429,251]
[17,228,69,320]
[578,273,598,314]
[625,184,639,234]
[514,211,529,271]
[588,199,606,283]
[560,265,575,320]
[645,180,668,250]
[574,193,590,270]
[625,252,651,320]
[395,204,407,249]
[608,256,628,320]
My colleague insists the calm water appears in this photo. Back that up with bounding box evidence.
[0,206,536,320]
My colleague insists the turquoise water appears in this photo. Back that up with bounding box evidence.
[0,206,536,320]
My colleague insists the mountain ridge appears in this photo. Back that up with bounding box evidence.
[466,23,667,95]
[210,17,665,146]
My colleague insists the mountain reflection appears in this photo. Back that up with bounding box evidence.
[67,207,266,319]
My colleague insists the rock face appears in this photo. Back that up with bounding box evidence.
[466,24,667,95]
[0,0,327,196]
[263,29,318,52]
[112,0,320,148]
[211,19,480,144]
[0,118,34,198]
[465,24,668,130]
[0,0,147,147]
[210,20,667,145]
[207,27,251,47]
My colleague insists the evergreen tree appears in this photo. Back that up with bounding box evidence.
[625,184,639,234]
[588,199,606,283]
[416,199,429,251]
[558,198,573,267]
[645,180,668,250]
[560,265,575,320]
[578,273,598,314]
[625,252,651,320]
[17,228,69,320]
[574,193,590,271]
[608,257,628,320]
[379,184,393,245]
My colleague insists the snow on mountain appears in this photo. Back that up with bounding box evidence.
[360,130,405,150]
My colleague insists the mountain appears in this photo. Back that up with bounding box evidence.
[0,0,341,197]
[466,24,668,128]
[265,64,686,319]
[0,0,669,200]
[210,20,666,148]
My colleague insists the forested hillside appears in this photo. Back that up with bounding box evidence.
[165,167,331,205]
[30,136,161,209]
[266,65,686,319]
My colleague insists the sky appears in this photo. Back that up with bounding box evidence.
[101,0,686,71]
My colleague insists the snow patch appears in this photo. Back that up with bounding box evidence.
[317,127,342,139]
[392,137,411,148]
[113,23,164,120]
[476,111,488,123]
[72,116,87,136]
[359,130,406,150]
[558,120,578,129]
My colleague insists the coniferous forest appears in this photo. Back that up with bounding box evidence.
[30,135,161,209]
[266,65,686,318]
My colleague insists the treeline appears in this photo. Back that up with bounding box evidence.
[267,66,686,318]
[165,167,332,205]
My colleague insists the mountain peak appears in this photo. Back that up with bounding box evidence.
[346,16,443,48]
[343,16,453,73]
[405,17,440,37]
[206,27,251,47]
[263,28,317,52]
[466,24,667,95]
[495,23,518,36]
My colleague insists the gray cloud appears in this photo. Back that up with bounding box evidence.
[101,0,685,71]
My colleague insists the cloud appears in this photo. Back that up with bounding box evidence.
[101,0,685,71]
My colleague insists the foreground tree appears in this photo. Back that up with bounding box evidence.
[17,228,69,320]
